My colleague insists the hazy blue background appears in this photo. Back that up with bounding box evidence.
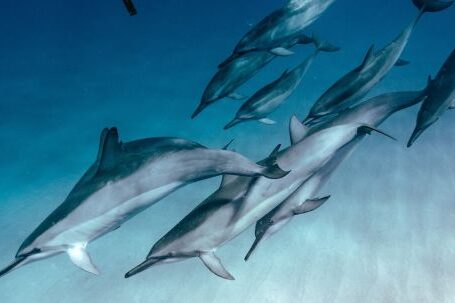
[0,0,454,302]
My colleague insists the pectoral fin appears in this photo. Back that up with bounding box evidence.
[228,92,246,100]
[67,245,99,275]
[222,139,235,150]
[259,118,276,125]
[199,252,234,280]
[270,47,294,56]
[357,125,397,141]
[395,59,410,66]
[293,196,330,215]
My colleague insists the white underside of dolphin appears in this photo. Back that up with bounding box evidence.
[0,128,289,278]
[124,118,396,280]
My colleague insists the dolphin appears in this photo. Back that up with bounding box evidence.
[224,38,340,129]
[245,90,427,260]
[122,0,137,16]
[125,121,394,280]
[222,0,336,65]
[191,34,315,119]
[408,48,455,147]
[303,0,453,125]
[0,127,289,278]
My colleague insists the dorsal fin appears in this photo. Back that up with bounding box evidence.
[359,45,375,70]
[289,115,309,145]
[95,127,123,174]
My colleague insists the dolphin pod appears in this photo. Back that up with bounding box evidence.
[192,0,338,119]
[192,34,315,119]
[0,128,289,278]
[245,90,427,260]
[224,37,340,129]
[125,121,395,280]
[223,0,336,63]
[408,48,455,147]
[2,0,455,289]
[303,0,453,125]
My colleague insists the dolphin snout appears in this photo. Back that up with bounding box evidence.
[224,118,242,130]
[0,256,27,278]
[125,258,161,278]
[407,127,425,147]
[191,103,209,119]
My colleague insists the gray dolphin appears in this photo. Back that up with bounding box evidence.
[408,48,455,147]
[303,0,453,125]
[191,34,314,119]
[222,0,336,65]
[0,128,289,278]
[245,90,426,260]
[224,38,340,129]
[125,122,393,280]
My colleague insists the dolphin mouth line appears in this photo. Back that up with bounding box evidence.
[16,248,42,259]
[125,258,162,278]
[0,248,44,278]
[0,254,32,278]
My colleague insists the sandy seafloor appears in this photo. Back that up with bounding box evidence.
[0,0,454,302]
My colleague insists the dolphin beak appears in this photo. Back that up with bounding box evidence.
[191,103,209,119]
[244,230,268,261]
[224,118,242,130]
[407,127,425,148]
[125,258,161,278]
[0,256,27,278]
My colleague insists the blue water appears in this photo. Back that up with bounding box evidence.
[1,1,454,302]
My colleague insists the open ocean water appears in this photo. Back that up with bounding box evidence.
[0,0,454,302]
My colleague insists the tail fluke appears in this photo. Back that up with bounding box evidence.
[258,144,291,179]
[261,162,290,179]
[312,34,341,53]
[295,33,314,45]
[412,0,454,12]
